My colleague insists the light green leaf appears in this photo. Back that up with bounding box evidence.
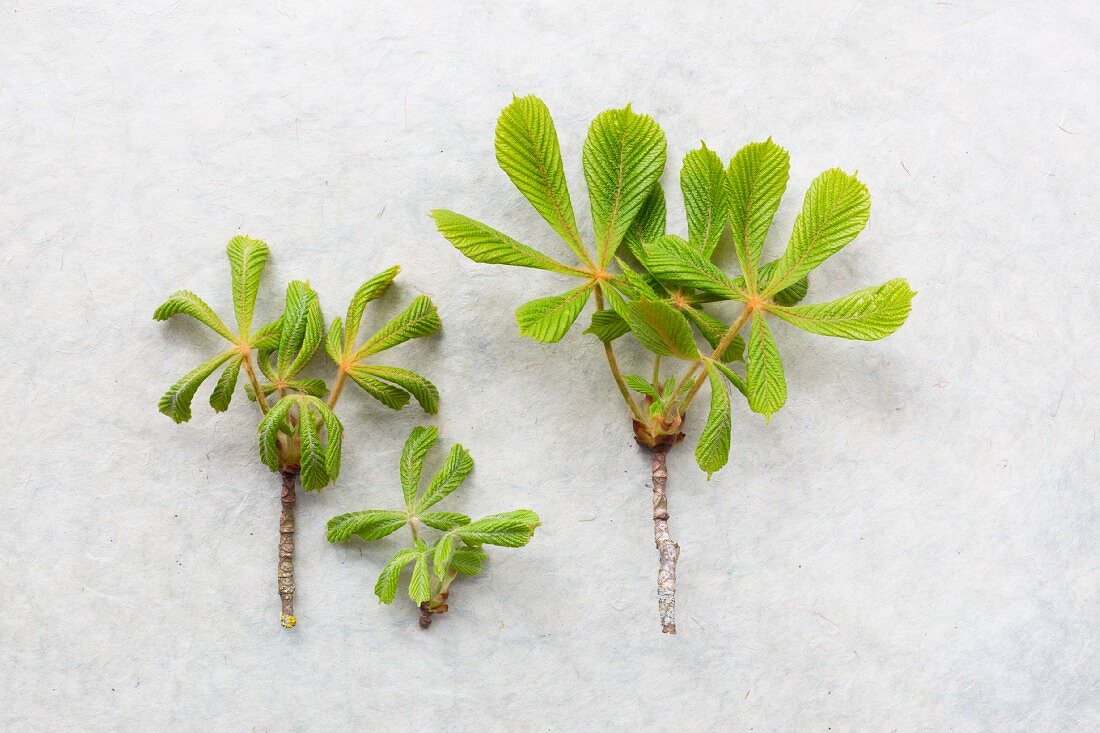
[419,512,471,531]
[450,547,488,576]
[515,284,592,343]
[625,374,660,399]
[355,295,441,359]
[584,308,630,343]
[288,378,328,399]
[764,169,871,294]
[346,367,411,410]
[645,235,742,301]
[711,360,748,398]
[276,281,323,379]
[314,397,343,482]
[726,139,790,278]
[209,355,243,412]
[297,400,328,491]
[623,184,666,264]
[326,510,408,542]
[456,509,541,548]
[408,553,431,604]
[582,105,667,266]
[621,299,700,359]
[495,95,587,262]
[695,363,731,478]
[400,426,439,509]
[345,266,400,346]
[373,548,418,604]
[433,534,455,578]
[681,143,728,257]
[226,235,270,337]
[153,290,235,341]
[772,276,809,306]
[613,260,664,300]
[431,210,581,275]
[769,279,915,340]
[746,313,786,419]
[681,306,745,363]
[157,349,236,423]
[251,317,282,350]
[358,365,439,414]
[417,443,474,512]
[324,317,344,363]
[257,395,295,471]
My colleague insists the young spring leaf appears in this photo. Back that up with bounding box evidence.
[344,266,400,347]
[408,553,431,604]
[419,512,471,531]
[374,548,419,604]
[582,105,667,266]
[257,395,295,471]
[297,399,328,490]
[623,184,667,264]
[681,144,728,257]
[153,290,235,342]
[515,284,593,343]
[416,443,474,512]
[276,280,324,380]
[625,374,661,399]
[226,236,270,338]
[726,140,790,278]
[711,360,748,398]
[400,425,439,508]
[450,547,488,576]
[432,534,455,578]
[772,276,809,306]
[764,168,871,294]
[768,279,915,340]
[357,365,440,414]
[354,295,441,359]
[346,367,411,410]
[621,299,700,359]
[456,510,542,548]
[585,308,631,343]
[209,355,243,412]
[158,349,237,423]
[746,312,787,419]
[495,95,588,263]
[644,235,742,301]
[681,306,745,363]
[695,362,731,478]
[431,210,580,275]
[326,510,408,542]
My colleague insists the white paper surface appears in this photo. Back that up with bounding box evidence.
[1,1,1097,730]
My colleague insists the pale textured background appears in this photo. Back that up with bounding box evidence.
[1,1,1097,730]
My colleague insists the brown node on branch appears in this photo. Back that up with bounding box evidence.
[418,591,451,629]
[631,414,686,452]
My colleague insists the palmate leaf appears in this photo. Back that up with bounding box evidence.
[764,168,870,295]
[400,425,439,508]
[226,235,270,337]
[621,299,699,359]
[681,306,745,363]
[746,312,787,419]
[345,266,399,347]
[623,184,666,264]
[582,105,667,266]
[354,295,441,359]
[153,290,235,342]
[644,235,742,301]
[347,367,411,410]
[257,395,342,487]
[515,284,592,343]
[209,355,243,412]
[326,510,408,542]
[769,279,915,340]
[695,362,732,478]
[374,548,419,604]
[158,349,236,423]
[358,365,439,414]
[456,510,541,548]
[276,281,324,380]
[416,443,474,513]
[726,139,790,278]
[681,143,728,257]
[495,95,588,263]
[409,553,431,604]
[431,210,580,275]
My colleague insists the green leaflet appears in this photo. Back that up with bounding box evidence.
[327,510,408,542]
[345,266,400,347]
[355,295,441,359]
[625,374,661,399]
[374,548,419,604]
[324,317,344,363]
[297,398,327,490]
[431,210,581,275]
[582,105,667,266]
[644,235,742,301]
[711,360,748,398]
[726,139,790,279]
[408,553,431,604]
[358,365,439,414]
[257,396,295,471]
[158,349,236,423]
[251,317,283,350]
[347,367,411,410]
[495,95,588,263]
[419,512,471,531]
[416,443,474,513]
[623,184,667,265]
[681,306,745,363]
[450,547,488,576]
[209,355,243,412]
[621,299,699,359]
[433,534,455,578]
[772,276,809,307]
[515,284,593,343]
[769,279,915,340]
[765,168,871,295]
[456,510,542,548]
[400,425,438,508]
[746,312,787,419]
[584,308,631,342]
[695,362,731,478]
[153,290,235,342]
[226,235,269,338]
[257,395,342,487]
[276,280,324,380]
[681,144,729,257]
